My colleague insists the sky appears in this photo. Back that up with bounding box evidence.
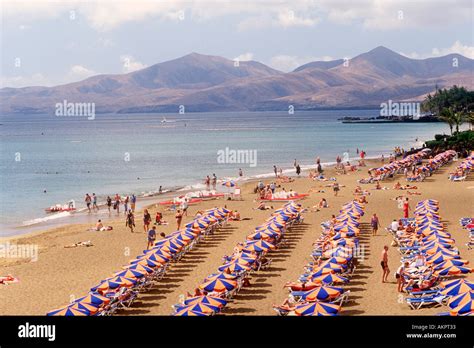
[1,0,473,88]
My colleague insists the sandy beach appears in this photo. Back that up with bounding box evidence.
[1,157,472,316]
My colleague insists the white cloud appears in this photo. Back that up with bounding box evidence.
[1,0,471,32]
[0,73,51,88]
[120,55,147,73]
[432,41,474,59]
[400,41,474,60]
[68,65,96,79]
[234,53,254,62]
[269,55,333,72]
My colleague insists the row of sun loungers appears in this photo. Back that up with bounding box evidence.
[273,200,365,316]
[171,201,306,316]
[391,199,473,315]
[358,148,431,184]
[46,207,232,316]
[448,152,473,181]
[460,217,474,250]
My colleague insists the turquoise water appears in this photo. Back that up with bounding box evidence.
[0,110,451,235]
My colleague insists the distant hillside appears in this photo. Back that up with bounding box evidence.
[1,46,472,114]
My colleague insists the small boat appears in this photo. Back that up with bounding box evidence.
[45,200,76,213]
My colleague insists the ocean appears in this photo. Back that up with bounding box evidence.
[0,110,451,236]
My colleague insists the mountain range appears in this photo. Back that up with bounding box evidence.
[1,46,472,114]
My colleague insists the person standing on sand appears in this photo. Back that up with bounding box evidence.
[205,176,210,190]
[273,165,278,177]
[175,209,183,230]
[212,174,217,190]
[126,210,135,233]
[381,245,390,283]
[293,159,297,168]
[92,193,99,212]
[333,182,340,196]
[239,168,243,177]
[143,209,151,233]
[130,194,136,212]
[85,193,92,213]
[106,196,112,213]
[147,225,156,249]
[114,194,121,214]
[371,213,380,236]
[123,195,129,214]
[296,164,301,176]
[403,198,410,218]
[181,198,189,217]
[396,261,409,292]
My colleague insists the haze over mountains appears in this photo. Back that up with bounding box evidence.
[1,46,472,114]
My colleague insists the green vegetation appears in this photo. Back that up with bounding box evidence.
[425,130,474,153]
[422,85,474,134]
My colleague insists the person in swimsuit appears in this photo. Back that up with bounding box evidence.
[130,194,136,212]
[92,193,99,211]
[381,245,390,283]
[126,210,135,233]
[371,213,380,236]
[403,198,410,218]
[143,209,151,233]
[106,196,112,213]
[175,209,183,230]
[333,182,340,196]
[85,193,92,213]
[212,174,217,190]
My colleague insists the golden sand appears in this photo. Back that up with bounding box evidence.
[1,159,472,315]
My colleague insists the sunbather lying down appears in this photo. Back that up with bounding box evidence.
[0,275,19,285]
[273,297,296,311]
[64,240,93,248]
[407,191,421,195]
[393,182,418,190]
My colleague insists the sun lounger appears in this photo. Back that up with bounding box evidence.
[406,294,447,310]
[407,289,440,298]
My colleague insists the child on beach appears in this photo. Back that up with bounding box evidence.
[147,225,157,249]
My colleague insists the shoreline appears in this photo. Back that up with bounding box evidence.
[2,151,414,239]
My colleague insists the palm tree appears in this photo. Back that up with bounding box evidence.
[439,107,455,135]
[452,111,464,133]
